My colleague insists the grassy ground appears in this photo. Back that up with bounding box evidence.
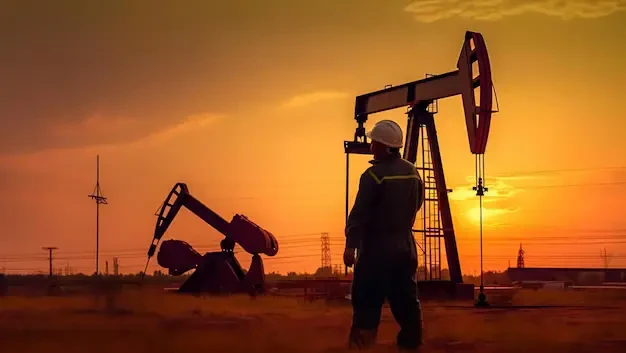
[1,288,625,353]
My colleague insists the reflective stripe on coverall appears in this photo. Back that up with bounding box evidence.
[345,152,425,348]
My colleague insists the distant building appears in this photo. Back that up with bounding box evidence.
[507,267,626,285]
[0,274,6,296]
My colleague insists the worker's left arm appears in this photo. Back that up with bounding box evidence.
[345,169,379,249]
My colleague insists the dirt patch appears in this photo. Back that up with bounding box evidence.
[0,289,625,353]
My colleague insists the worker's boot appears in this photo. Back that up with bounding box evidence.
[396,327,422,350]
[396,309,423,350]
[348,327,378,350]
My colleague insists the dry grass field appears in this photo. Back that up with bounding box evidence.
[1,287,625,353]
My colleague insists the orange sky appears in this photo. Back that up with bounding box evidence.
[1,1,626,275]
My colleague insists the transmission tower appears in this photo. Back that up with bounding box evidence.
[516,243,525,268]
[113,257,119,276]
[88,155,108,275]
[64,263,73,276]
[601,248,613,269]
[321,232,332,274]
[42,247,58,277]
[333,264,343,275]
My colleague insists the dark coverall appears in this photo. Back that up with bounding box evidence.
[346,152,425,349]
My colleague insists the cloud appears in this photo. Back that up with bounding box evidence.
[279,91,350,109]
[447,166,626,204]
[0,1,409,154]
[141,113,223,146]
[467,205,519,217]
[492,166,626,179]
[449,166,624,200]
[404,0,626,22]
[0,113,224,168]
[450,176,525,203]
[493,174,548,181]
[465,206,520,227]
[447,169,605,203]
[50,115,142,138]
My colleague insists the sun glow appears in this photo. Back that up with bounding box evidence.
[467,207,508,225]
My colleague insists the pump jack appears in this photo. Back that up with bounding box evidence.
[143,183,279,295]
[344,31,496,298]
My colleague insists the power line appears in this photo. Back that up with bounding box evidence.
[1,239,624,261]
[5,250,626,263]
[511,181,626,190]
[2,233,626,261]
[4,254,625,275]
[82,167,623,206]
[1,222,625,274]
[279,165,626,188]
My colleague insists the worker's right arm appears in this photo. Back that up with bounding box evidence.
[345,170,378,249]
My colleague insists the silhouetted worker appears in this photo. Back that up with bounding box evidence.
[344,119,425,350]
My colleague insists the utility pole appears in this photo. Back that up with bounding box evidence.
[88,155,108,275]
[601,248,613,269]
[42,247,58,277]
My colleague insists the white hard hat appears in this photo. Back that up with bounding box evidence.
[366,120,404,148]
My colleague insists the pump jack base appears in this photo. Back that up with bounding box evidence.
[176,251,264,295]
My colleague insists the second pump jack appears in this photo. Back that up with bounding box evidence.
[143,183,279,295]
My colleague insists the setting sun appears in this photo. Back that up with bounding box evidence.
[466,207,510,226]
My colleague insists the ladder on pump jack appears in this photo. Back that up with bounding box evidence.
[415,104,444,282]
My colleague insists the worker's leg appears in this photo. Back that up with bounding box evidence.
[386,258,423,350]
[349,257,385,349]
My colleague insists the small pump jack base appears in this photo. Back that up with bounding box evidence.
[475,288,490,308]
